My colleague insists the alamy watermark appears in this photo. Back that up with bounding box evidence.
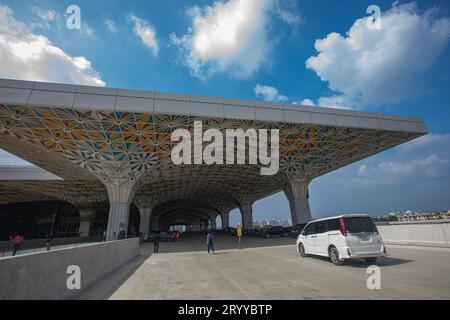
[170,121,280,176]
[66,265,81,290]
[367,5,382,30]
[366,265,381,290]
[66,5,81,30]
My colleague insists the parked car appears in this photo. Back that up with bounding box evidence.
[290,224,307,238]
[221,227,235,235]
[246,229,260,237]
[259,226,289,238]
[144,232,174,242]
[144,233,158,242]
[172,231,181,240]
[296,214,387,265]
[283,226,293,234]
[159,232,174,242]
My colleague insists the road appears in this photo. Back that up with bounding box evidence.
[76,234,450,300]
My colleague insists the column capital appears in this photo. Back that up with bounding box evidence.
[240,203,254,229]
[284,176,312,225]
[139,207,152,216]
[220,210,230,217]
[208,210,219,219]
[104,179,136,204]
[284,176,311,201]
[238,199,254,211]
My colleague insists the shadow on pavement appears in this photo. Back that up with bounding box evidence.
[75,235,296,299]
[150,234,296,254]
[73,246,153,300]
[302,254,413,268]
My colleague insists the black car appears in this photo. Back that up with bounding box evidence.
[159,232,174,242]
[144,232,158,242]
[259,226,289,238]
[144,232,174,242]
[290,224,307,238]
[246,229,260,237]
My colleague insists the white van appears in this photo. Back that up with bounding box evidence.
[296,214,387,265]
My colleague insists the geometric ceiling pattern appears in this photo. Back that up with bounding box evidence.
[0,103,423,226]
[0,180,107,206]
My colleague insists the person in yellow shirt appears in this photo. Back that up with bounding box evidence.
[237,224,242,249]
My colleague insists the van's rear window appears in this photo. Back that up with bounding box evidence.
[343,217,376,233]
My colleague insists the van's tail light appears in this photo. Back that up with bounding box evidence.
[338,218,347,236]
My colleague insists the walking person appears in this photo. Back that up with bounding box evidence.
[46,232,54,251]
[102,230,107,242]
[10,234,24,256]
[237,224,243,249]
[207,230,215,255]
[153,232,160,253]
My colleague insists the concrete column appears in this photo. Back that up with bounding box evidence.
[284,177,312,225]
[240,203,254,229]
[139,207,152,235]
[79,208,95,237]
[105,180,135,241]
[221,211,230,229]
[210,217,217,230]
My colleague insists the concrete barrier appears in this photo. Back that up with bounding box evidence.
[0,236,103,254]
[0,238,139,300]
[377,221,450,247]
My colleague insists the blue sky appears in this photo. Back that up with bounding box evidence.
[0,0,449,227]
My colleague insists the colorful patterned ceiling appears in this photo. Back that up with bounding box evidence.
[0,103,422,214]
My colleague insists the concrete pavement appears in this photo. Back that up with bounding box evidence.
[76,234,450,300]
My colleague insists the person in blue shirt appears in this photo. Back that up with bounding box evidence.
[206,231,215,255]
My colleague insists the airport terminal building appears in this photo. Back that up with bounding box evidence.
[0,78,427,240]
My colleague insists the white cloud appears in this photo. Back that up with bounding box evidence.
[419,154,449,177]
[254,84,288,102]
[170,0,273,79]
[400,133,450,152]
[357,164,368,175]
[317,95,354,109]
[0,5,105,86]
[347,136,450,187]
[316,128,450,190]
[31,6,57,22]
[105,19,117,33]
[306,2,450,108]
[128,15,159,57]
[275,0,301,28]
[295,99,316,106]
[350,156,444,187]
[297,95,354,109]
[81,23,95,38]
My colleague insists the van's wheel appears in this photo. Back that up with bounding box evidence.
[329,246,344,266]
[298,243,306,257]
[365,257,378,264]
